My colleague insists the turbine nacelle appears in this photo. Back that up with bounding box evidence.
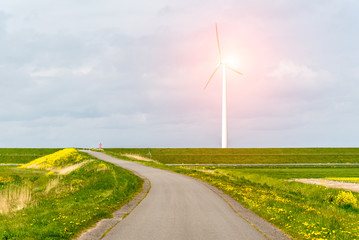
[219,59,242,73]
[220,58,236,66]
[203,24,243,90]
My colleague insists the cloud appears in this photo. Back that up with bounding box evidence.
[0,0,359,147]
[29,66,92,77]
[267,60,333,95]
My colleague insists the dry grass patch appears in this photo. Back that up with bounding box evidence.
[58,160,93,175]
[292,178,359,193]
[0,185,32,214]
[45,177,60,194]
[123,153,159,163]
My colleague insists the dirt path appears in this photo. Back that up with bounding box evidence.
[293,179,359,192]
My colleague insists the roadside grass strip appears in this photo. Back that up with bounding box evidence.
[0,148,142,239]
[178,167,359,239]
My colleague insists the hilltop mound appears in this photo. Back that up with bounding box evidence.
[20,148,86,171]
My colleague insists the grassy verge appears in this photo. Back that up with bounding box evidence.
[220,165,359,179]
[184,166,359,240]
[104,148,359,240]
[0,149,142,239]
[106,148,359,164]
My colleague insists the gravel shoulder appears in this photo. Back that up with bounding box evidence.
[292,179,359,192]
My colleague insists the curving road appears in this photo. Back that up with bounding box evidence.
[84,151,283,240]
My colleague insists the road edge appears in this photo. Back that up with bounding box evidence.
[196,179,291,240]
[76,151,151,240]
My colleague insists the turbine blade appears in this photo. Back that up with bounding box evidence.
[227,64,243,75]
[204,64,220,89]
[216,24,222,60]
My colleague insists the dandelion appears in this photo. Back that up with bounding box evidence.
[334,191,357,208]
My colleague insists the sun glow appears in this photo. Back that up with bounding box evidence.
[222,56,241,69]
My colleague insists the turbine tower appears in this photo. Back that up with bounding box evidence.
[204,24,243,148]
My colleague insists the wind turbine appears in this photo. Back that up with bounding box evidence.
[204,24,243,148]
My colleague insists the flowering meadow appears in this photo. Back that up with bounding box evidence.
[0,148,142,239]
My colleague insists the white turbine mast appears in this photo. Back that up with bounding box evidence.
[204,24,243,148]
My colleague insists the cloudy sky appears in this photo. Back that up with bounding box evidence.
[1,0,359,148]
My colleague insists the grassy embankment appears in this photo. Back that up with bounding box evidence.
[105,148,359,240]
[0,148,142,240]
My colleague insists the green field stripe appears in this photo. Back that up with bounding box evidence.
[166,163,359,166]
[154,154,359,156]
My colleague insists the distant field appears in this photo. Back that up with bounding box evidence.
[217,165,359,179]
[0,148,61,164]
[105,148,359,164]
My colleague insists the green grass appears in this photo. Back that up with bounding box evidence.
[105,148,359,240]
[0,149,61,164]
[0,149,143,240]
[0,166,48,191]
[0,166,47,179]
[106,148,359,164]
[219,165,359,179]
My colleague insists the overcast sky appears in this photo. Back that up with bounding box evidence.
[1,0,359,148]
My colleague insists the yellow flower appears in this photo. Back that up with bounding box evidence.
[334,191,358,208]
[19,148,86,171]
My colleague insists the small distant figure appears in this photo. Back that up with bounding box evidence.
[99,143,103,150]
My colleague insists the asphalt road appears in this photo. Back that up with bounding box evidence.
[84,151,269,240]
